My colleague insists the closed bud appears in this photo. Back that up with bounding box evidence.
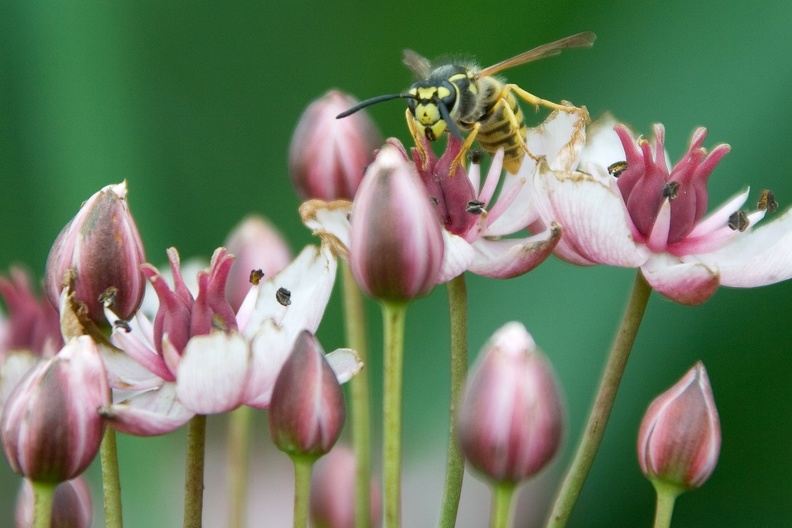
[457,322,564,483]
[1,336,109,482]
[637,362,721,491]
[269,331,346,458]
[289,90,382,201]
[310,445,382,528]
[45,182,146,323]
[349,142,444,301]
[16,477,92,528]
[223,215,292,312]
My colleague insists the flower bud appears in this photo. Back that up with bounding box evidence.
[269,331,346,458]
[1,336,109,482]
[457,322,564,483]
[45,182,146,323]
[16,477,92,528]
[310,445,382,528]
[637,362,720,491]
[223,215,292,312]
[349,141,444,301]
[289,90,382,201]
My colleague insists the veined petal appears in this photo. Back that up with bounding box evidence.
[468,225,561,278]
[102,333,168,390]
[299,199,352,258]
[534,165,648,267]
[438,231,475,283]
[697,207,792,287]
[241,243,337,340]
[243,320,292,408]
[686,188,751,239]
[326,348,363,384]
[577,113,625,183]
[483,169,537,237]
[524,104,589,172]
[102,384,193,436]
[176,332,250,414]
[642,253,719,306]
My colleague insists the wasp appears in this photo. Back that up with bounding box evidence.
[337,32,595,174]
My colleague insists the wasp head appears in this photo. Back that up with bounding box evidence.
[407,80,459,142]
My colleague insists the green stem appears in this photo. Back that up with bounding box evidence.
[382,301,408,528]
[226,406,252,528]
[438,274,468,528]
[490,481,517,528]
[342,261,372,528]
[100,426,124,528]
[31,480,56,528]
[291,455,315,528]
[546,271,652,528]
[184,414,207,528]
[652,480,681,528]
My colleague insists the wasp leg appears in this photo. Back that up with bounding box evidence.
[499,83,582,114]
[488,94,540,164]
[405,109,430,170]
[448,122,480,176]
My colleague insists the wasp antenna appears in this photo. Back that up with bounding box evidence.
[336,93,415,119]
[437,102,464,141]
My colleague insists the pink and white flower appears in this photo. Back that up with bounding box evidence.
[534,115,792,305]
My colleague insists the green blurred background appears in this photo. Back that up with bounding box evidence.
[2,1,791,526]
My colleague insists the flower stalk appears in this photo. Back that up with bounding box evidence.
[291,454,315,528]
[31,480,56,528]
[100,427,124,528]
[546,270,652,527]
[491,481,517,528]
[184,414,207,528]
[382,300,408,528]
[438,273,468,528]
[652,480,681,528]
[227,406,252,528]
[341,261,372,528]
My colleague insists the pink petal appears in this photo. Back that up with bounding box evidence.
[641,254,719,306]
[534,165,648,267]
[104,383,194,436]
[697,207,792,287]
[468,225,561,278]
[176,332,251,414]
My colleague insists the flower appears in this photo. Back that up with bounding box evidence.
[310,445,382,528]
[289,90,382,201]
[456,322,564,483]
[16,477,92,528]
[347,141,444,301]
[534,115,792,305]
[1,336,109,483]
[99,243,361,436]
[269,331,346,458]
[44,181,146,323]
[637,362,720,491]
[224,215,292,312]
[300,106,588,281]
[0,268,63,412]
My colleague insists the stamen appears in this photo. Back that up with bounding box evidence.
[727,211,749,232]
[249,269,264,285]
[662,182,680,200]
[466,200,485,215]
[468,149,483,165]
[607,161,628,178]
[99,286,118,308]
[757,189,778,212]
[276,287,292,306]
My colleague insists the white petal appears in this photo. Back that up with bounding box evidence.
[468,226,561,278]
[577,113,626,182]
[242,243,337,340]
[642,253,720,306]
[687,188,751,239]
[484,171,538,236]
[104,383,194,436]
[533,164,648,267]
[697,207,792,287]
[439,231,475,283]
[525,105,589,171]
[243,320,292,408]
[299,199,352,257]
[326,348,364,384]
[176,332,251,414]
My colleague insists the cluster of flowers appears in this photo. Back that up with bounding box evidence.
[1,85,790,526]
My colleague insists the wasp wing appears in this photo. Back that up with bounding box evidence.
[403,49,433,79]
[476,31,596,79]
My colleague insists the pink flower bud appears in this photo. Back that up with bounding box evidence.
[637,362,721,490]
[269,331,346,458]
[349,142,444,301]
[1,336,109,482]
[310,445,382,528]
[0,267,62,358]
[45,182,146,323]
[16,477,92,528]
[457,322,564,483]
[223,215,292,312]
[289,90,382,201]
